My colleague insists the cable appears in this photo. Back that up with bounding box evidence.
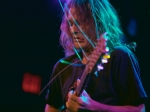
[38,59,81,95]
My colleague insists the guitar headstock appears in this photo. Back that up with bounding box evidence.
[87,34,110,73]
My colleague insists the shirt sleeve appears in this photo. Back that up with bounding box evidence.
[114,50,147,106]
[45,62,64,109]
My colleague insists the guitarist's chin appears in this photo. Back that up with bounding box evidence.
[74,43,88,49]
[74,42,93,51]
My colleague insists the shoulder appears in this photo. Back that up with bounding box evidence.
[110,45,138,62]
[112,45,131,55]
[111,45,135,57]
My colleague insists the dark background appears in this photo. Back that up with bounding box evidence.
[1,0,150,111]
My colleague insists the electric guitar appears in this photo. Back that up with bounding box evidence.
[66,35,110,111]
[75,35,109,96]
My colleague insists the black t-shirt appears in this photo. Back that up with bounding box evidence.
[45,46,147,109]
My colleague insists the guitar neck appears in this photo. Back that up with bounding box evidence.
[75,65,91,96]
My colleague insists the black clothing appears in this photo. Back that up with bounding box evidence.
[45,46,147,109]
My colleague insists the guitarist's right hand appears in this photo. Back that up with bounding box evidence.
[66,79,95,112]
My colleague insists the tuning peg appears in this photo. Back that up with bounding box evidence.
[94,71,99,77]
[97,64,104,71]
[105,47,109,52]
[102,58,108,63]
[103,54,110,59]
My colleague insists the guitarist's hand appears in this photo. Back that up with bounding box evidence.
[66,79,95,112]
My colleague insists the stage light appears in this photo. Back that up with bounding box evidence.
[22,72,41,94]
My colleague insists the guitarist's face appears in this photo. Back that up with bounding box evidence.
[68,7,96,53]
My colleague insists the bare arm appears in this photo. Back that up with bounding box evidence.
[45,104,60,112]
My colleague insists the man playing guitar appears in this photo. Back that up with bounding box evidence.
[44,0,147,111]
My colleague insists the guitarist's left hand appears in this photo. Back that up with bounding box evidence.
[66,79,95,112]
